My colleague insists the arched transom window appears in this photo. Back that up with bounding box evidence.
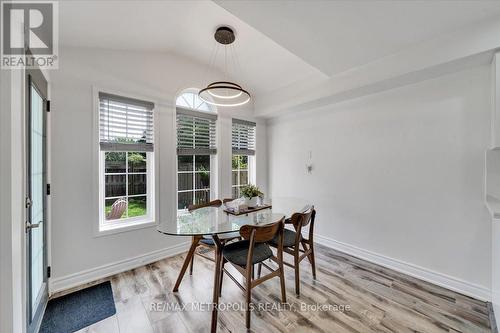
[176,91,214,113]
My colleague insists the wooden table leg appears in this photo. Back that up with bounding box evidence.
[211,235,223,333]
[173,236,201,292]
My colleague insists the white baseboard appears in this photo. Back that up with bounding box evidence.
[49,241,190,295]
[49,235,490,302]
[314,234,491,302]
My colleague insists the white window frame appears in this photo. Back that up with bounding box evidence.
[176,155,215,214]
[98,151,155,232]
[230,118,257,199]
[175,89,217,215]
[92,86,159,236]
[231,154,254,198]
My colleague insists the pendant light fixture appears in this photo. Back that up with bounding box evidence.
[199,26,251,107]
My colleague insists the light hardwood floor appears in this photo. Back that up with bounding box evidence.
[72,244,491,333]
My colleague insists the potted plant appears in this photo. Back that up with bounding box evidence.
[240,184,263,208]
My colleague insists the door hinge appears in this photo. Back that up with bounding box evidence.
[46,183,51,195]
[46,100,50,112]
[47,266,51,278]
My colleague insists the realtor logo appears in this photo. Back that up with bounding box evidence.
[1,0,58,69]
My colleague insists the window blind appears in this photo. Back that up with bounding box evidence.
[176,107,217,155]
[232,118,256,156]
[99,92,154,152]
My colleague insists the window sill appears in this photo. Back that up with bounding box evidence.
[95,218,157,238]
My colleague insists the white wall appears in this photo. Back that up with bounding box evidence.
[1,68,27,332]
[267,65,492,298]
[489,52,500,324]
[49,46,267,289]
[492,218,500,320]
[1,68,15,333]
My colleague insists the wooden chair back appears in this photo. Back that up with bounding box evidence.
[188,199,222,212]
[239,218,285,270]
[240,220,284,243]
[107,199,127,220]
[290,206,316,239]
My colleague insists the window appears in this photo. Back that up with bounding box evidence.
[231,119,256,197]
[98,92,155,230]
[178,155,211,210]
[232,155,249,198]
[176,91,217,211]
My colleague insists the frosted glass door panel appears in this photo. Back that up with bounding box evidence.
[30,86,44,311]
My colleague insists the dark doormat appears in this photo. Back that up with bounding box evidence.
[40,281,116,333]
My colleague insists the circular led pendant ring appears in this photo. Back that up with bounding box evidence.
[198,26,251,107]
[199,94,251,107]
[204,81,244,99]
[199,82,250,107]
[208,89,243,99]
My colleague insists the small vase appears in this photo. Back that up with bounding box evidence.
[247,196,259,208]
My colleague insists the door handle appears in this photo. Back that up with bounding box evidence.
[25,221,41,232]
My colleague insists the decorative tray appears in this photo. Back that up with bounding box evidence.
[223,204,272,216]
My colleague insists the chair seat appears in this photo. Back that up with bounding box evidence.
[222,240,273,266]
[200,231,240,245]
[200,237,215,245]
[270,228,297,247]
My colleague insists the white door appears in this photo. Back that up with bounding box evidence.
[26,69,48,333]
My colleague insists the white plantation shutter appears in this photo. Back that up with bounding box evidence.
[176,107,217,155]
[232,119,256,156]
[99,92,154,152]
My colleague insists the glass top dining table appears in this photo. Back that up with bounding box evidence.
[157,196,312,237]
[156,197,311,333]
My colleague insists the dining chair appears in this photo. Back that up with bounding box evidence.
[260,206,316,296]
[217,218,286,329]
[187,199,240,275]
[106,198,127,220]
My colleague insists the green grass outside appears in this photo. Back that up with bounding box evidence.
[105,198,147,219]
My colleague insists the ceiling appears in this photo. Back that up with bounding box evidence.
[58,0,324,96]
[216,0,500,76]
[59,0,500,99]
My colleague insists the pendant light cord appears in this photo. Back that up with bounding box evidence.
[199,26,251,107]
